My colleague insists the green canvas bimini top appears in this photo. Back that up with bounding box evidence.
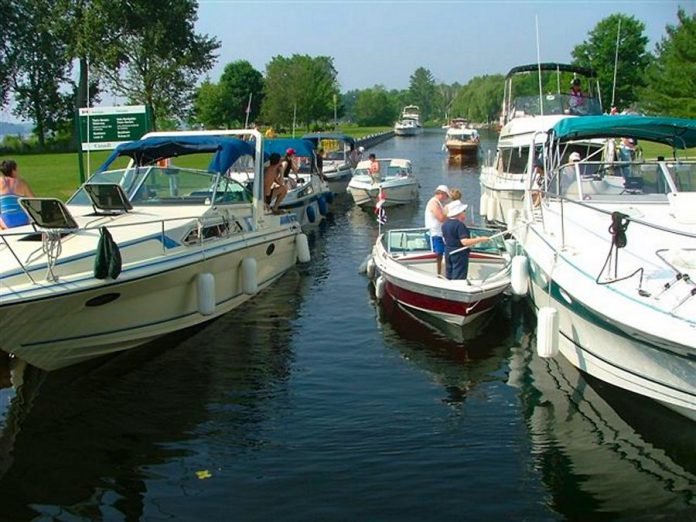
[550,115,696,149]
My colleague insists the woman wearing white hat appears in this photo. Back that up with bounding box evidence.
[442,200,490,280]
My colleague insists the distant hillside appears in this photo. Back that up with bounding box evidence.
[0,121,32,136]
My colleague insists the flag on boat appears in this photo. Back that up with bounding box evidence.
[375,188,387,225]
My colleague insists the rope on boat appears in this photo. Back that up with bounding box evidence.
[42,230,63,282]
[596,211,645,291]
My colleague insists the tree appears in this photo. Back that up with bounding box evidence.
[408,67,437,121]
[640,9,696,118]
[261,54,339,129]
[571,14,651,111]
[7,0,73,149]
[218,61,264,128]
[0,1,17,106]
[451,75,504,123]
[353,86,399,126]
[94,0,219,129]
[193,79,225,129]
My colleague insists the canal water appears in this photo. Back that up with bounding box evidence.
[1,130,694,521]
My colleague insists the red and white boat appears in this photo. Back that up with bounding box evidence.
[367,227,511,327]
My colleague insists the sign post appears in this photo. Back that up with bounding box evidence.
[76,105,152,183]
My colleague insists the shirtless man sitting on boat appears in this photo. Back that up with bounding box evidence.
[264,153,287,214]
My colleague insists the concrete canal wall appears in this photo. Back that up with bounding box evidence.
[355,131,395,149]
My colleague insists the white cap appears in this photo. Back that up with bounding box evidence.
[446,200,468,216]
[569,152,581,162]
[435,184,450,196]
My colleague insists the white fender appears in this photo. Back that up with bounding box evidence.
[479,193,489,218]
[241,257,258,295]
[507,208,519,229]
[536,306,559,358]
[375,276,386,299]
[197,272,216,316]
[366,257,376,280]
[486,194,497,222]
[511,255,529,296]
[296,233,311,263]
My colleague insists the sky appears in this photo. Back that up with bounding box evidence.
[0,0,691,124]
[195,0,691,91]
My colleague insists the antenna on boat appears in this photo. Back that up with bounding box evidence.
[611,18,622,111]
[535,15,544,116]
[244,92,252,129]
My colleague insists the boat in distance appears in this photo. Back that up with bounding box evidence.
[0,130,310,371]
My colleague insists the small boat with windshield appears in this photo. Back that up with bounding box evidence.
[0,130,309,371]
[367,226,511,327]
[347,158,419,208]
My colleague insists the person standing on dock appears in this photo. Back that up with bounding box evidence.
[424,184,450,276]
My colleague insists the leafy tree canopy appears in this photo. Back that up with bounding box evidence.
[572,13,651,111]
[261,54,339,129]
[640,9,696,118]
[408,67,437,121]
[353,85,399,126]
[95,0,220,129]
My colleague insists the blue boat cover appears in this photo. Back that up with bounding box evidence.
[550,115,696,149]
[301,132,356,146]
[96,136,255,174]
[262,138,316,158]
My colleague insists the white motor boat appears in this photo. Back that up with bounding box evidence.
[302,132,357,194]
[513,115,696,420]
[347,158,419,208]
[231,138,334,227]
[394,105,423,136]
[480,63,603,226]
[0,131,310,371]
[444,123,480,158]
[367,227,511,327]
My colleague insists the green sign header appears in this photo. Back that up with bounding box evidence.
[78,105,152,151]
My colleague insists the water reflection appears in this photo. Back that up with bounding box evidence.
[374,290,519,406]
[0,268,311,520]
[509,306,696,520]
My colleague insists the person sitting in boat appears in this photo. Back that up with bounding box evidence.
[0,159,34,229]
[264,153,287,214]
[282,148,299,189]
[568,78,585,114]
[442,200,490,280]
[424,184,450,276]
[368,153,380,182]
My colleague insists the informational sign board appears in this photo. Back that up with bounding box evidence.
[78,105,152,151]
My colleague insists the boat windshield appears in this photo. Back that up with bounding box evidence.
[384,227,504,255]
[69,166,252,206]
[511,94,602,119]
[550,160,696,202]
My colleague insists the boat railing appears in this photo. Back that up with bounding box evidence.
[0,213,247,285]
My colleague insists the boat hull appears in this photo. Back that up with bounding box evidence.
[1,229,300,371]
[348,183,419,208]
[520,221,696,421]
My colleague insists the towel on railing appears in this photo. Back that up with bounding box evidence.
[94,227,122,280]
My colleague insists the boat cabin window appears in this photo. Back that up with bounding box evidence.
[499,148,530,175]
